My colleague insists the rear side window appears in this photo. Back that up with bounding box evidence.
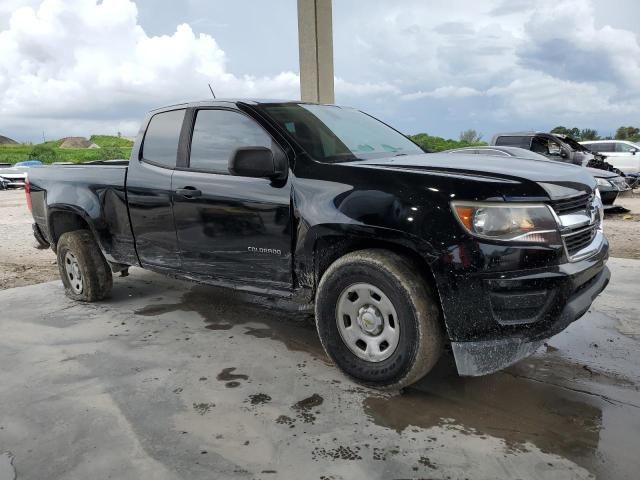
[142,109,186,167]
[189,109,271,173]
[495,136,531,149]
[590,143,614,152]
[583,143,598,152]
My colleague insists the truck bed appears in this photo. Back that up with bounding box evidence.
[28,163,138,266]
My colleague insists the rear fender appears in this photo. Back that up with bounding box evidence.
[47,205,110,259]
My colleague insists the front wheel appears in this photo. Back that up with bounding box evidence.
[56,230,113,302]
[315,249,444,390]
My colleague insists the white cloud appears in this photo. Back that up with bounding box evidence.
[332,0,640,135]
[0,0,302,139]
[518,0,640,90]
[335,78,401,97]
[401,86,482,101]
[3,0,640,141]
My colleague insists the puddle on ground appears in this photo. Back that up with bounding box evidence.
[192,402,215,415]
[363,353,638,479]
[246,393,272,406]
[292,393,324,424]
[135,285,325,358]
[0,453,16,480]
[217,367,248,388]
[217,367,248,382]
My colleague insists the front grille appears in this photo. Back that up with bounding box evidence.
[563,225,597,256]
[552,193,591,215]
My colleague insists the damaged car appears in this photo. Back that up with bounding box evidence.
[26,100,610,389]
[491,131,626,175]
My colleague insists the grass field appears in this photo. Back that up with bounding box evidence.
[0,135,133,164]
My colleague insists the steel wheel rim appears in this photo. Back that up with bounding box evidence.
[335,282,400,362]
[64,251,83,294]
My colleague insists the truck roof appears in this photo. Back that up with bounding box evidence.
[149,98,326,113]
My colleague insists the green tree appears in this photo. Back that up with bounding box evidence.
[615,126,640,141]
[459,129,482,143]
[100,145,127,160]
[551,126,580,138]
[579,128,599,141]
[409,133,486,152]
[28,144,57,163]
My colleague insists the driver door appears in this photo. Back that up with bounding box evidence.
[171,107,292,291]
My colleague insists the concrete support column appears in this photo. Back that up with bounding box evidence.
[297,0,334,104]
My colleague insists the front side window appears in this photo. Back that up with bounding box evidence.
[530,137,559,156]
[189,109,271,173]
[259,103,422,163]
[616,142,636,152]
[142,109,185,167]
[547,140,562,155]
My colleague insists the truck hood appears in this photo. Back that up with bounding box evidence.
[351,152,596,199]
[586,166,617,179]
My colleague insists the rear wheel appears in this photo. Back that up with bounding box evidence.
[56,230,113,302]
[315,249,443,390]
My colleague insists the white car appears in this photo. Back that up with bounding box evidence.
[580,140,640,174]
[0,166,28,189]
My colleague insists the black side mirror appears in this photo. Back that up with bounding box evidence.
[228,147,286,179]
[559,149,568,158]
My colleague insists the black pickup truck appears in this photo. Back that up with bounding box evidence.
[27,100,610,389]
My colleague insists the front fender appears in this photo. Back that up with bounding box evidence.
[292,221,440,302]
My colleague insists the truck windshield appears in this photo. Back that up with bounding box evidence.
[259,103,423,163]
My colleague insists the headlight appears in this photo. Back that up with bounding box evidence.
[452,202,560,243]
[596,177,612,188]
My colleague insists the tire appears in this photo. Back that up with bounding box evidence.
[315,249,444,390]
[56,230,113,302]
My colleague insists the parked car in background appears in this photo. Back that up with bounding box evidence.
[0,160,44,190]
[580,140,640,175]
[446,146,629,210]
[0,165,28,189]
[490,132,626,175]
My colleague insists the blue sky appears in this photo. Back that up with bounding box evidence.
[1,0,639,142]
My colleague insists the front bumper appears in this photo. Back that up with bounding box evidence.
[451,263,610,375]
[435,237,609,376]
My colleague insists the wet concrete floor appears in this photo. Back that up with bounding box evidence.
[0,257,638,479]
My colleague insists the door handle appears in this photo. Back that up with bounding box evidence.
[175,187,202,198]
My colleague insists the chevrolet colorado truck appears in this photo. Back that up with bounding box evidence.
[26,100,610,389]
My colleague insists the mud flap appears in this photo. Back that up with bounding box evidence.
[451,338,544,377]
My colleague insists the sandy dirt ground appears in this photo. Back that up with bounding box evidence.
[1,188,639,290]
[602,192,640,259]
[0,190,59,289]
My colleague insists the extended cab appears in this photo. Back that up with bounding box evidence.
[27,100,610,389]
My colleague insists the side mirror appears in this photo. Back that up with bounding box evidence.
[559,149,568,158]
[228,147,286,179]
[631,148,638,155]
